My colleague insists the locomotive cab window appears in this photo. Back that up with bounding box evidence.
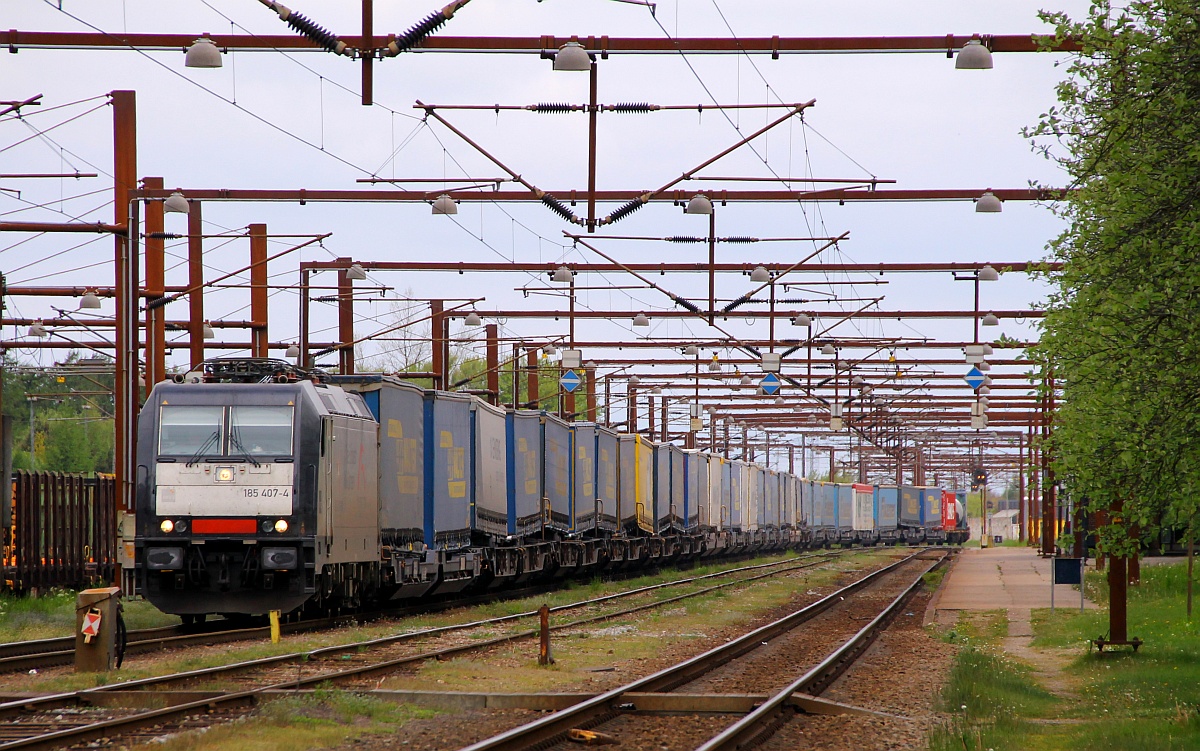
[158,406,224,457]
[158,404,293,458]
[230,405,294,456]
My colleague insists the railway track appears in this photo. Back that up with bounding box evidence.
[0,549,861,750]
[456,548,949,751]
[0,551,830,676]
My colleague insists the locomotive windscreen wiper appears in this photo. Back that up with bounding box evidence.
[185,430,221,467]
[228,426,262,467]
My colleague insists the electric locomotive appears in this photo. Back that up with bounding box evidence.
[134,358,379,621]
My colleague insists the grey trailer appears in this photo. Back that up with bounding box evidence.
[570,422,597,533]
[472,400,508,538]
[876,485,900,541]
[727,460,745,531]
[335,376,425,549]
[899,485,922,529]
[591,425,620,534]
[541,413,572,532]
[670,444,689,531]
[836,483,854,541]
[506,410,543,538]
[922,486,944,540]
[424,391,474,549]
[685,450,709,529]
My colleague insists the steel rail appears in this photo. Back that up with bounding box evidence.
[698,551,949,750]
[0,552,846,747]
[0,553,843,750]
[457,550,925,751]
[0,553,829,675]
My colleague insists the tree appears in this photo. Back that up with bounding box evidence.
[1027,2,1200,611]
[2,351,115,473]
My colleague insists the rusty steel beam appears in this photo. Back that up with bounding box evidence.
[0,220,124,233]
[301,260,1059,274]
[113,89,136,521]
[137,187,1061,204]
[2,317,263,328]
[144,176,166,391]
[471,339,1040,349]
[187,202,205,370]
[0,31,1079,55]
[530,357,1028,366]
[430,308,1043,320]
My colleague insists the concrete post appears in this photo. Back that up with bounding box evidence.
[75,586,122,672]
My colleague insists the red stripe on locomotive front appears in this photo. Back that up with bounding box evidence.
[191,518,258,534]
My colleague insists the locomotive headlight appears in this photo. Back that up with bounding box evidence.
[160,519,174,533]
[176,519,188,533]
[216,466,235,482]
[274,519,289,533]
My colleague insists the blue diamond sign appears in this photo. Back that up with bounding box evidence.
[964,367,985,390]
[759,372,781,396]
[559,369,582,393]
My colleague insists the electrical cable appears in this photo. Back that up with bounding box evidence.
[43,1,376,177]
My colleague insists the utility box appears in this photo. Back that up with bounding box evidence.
[75,586,121,673]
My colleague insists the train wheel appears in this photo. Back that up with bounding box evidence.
[180,613,206,628]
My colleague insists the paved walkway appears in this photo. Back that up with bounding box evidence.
[929,546,1099,700]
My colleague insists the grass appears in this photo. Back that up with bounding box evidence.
[0,588,178,643]
[147,689,436,751]
[929,611,1057,751]
[930,559,1200,751]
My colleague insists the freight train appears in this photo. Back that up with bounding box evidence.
[133,358,968,621]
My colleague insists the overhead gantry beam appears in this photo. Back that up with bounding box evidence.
[134,187,1060,205]
[0,31,1079,56]
[300,260,1061,274]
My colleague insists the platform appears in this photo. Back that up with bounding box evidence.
[933,546,1098,615]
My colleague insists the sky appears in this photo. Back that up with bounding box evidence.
[1,0,1093,480]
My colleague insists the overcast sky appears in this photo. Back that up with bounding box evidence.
[2,0,1092,471]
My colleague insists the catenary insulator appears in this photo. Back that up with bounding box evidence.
[606,198,646,224]
[530,103,579,114]
[389,11,449,54]
[541,194,579,223]
[722,294,751,313]
[282,11,347,55]
[672,295,701,313]
[608,102,657,113]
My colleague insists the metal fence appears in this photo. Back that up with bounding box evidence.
[2,471,118,593]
